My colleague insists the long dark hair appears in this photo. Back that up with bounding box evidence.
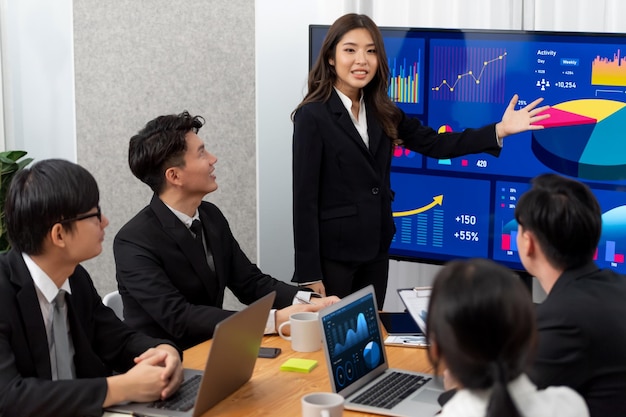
[426,259,536,417]
[292,13,402,142]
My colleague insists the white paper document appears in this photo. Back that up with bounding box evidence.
[384,335,428,348]
[397,287,431,334]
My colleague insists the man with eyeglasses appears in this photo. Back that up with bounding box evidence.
[0,159,184,416]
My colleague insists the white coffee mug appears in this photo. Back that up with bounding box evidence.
[277,312,321,352]
[301,392,344,417]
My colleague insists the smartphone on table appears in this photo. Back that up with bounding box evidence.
[258,347,281,358]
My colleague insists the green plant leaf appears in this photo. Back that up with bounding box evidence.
[0,150,33,253]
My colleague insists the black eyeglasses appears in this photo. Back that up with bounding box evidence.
[59,206,102,224]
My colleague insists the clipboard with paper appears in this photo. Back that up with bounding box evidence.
[397,287,432,334]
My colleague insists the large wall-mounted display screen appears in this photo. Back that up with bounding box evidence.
[310,25,626,274]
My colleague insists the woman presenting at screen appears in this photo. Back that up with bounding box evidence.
[291,13,549,306]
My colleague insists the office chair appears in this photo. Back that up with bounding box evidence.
[102,290,124,320]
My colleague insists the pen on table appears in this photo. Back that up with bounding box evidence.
[401,337,420,342]
[296,296,313,304]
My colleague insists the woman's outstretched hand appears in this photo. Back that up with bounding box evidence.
[496,94,550,139]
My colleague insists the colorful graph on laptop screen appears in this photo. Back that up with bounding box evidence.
[321,292,383,392]
[310,26,626,273]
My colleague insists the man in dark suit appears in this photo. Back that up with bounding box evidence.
[515,173,626,417]
[0,159,183,417]
[114,111,338,350]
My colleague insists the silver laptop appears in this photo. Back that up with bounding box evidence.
[106,291,276,417]
[319,286,444,417]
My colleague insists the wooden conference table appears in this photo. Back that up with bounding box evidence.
[182,333,435,417]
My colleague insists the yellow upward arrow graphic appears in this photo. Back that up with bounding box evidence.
[392,195,444,217]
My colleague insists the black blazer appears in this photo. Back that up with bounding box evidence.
[292,90,501,282]
[0,250,171,417]
[530,262,626,417]
[114,195,300,350]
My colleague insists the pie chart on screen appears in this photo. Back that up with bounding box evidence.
[363,341,381,369]
[531,99,626,180]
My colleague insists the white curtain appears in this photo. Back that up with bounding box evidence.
[371,0,523,29]
[0,0,76,161]
[524,0,626,32]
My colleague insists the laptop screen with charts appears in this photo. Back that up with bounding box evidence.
[106,291,276,417]
[319,286,444,417]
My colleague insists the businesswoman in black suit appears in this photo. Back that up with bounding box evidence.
[291,13,550,306]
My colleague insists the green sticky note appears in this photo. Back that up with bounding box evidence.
[280,358,318,373]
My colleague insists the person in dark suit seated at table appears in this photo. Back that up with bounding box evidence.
[114,111,339,350]
[427,258,588,417]
[0,159,183,417]
[515,173,626,416]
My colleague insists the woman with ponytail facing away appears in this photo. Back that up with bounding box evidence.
[426,258,588,417]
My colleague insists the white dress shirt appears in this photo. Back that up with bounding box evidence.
[334,87,369,147]
[23,253,75,380]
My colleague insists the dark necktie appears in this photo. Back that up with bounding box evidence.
[190,219,204,245]
[189,219,218,300]
[52,290,74,380]
[190,219,215,271]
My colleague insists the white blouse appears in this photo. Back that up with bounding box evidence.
[439,374,589,417]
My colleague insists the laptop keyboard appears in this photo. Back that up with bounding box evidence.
[352,372,430,409]
[148,374,202,412]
